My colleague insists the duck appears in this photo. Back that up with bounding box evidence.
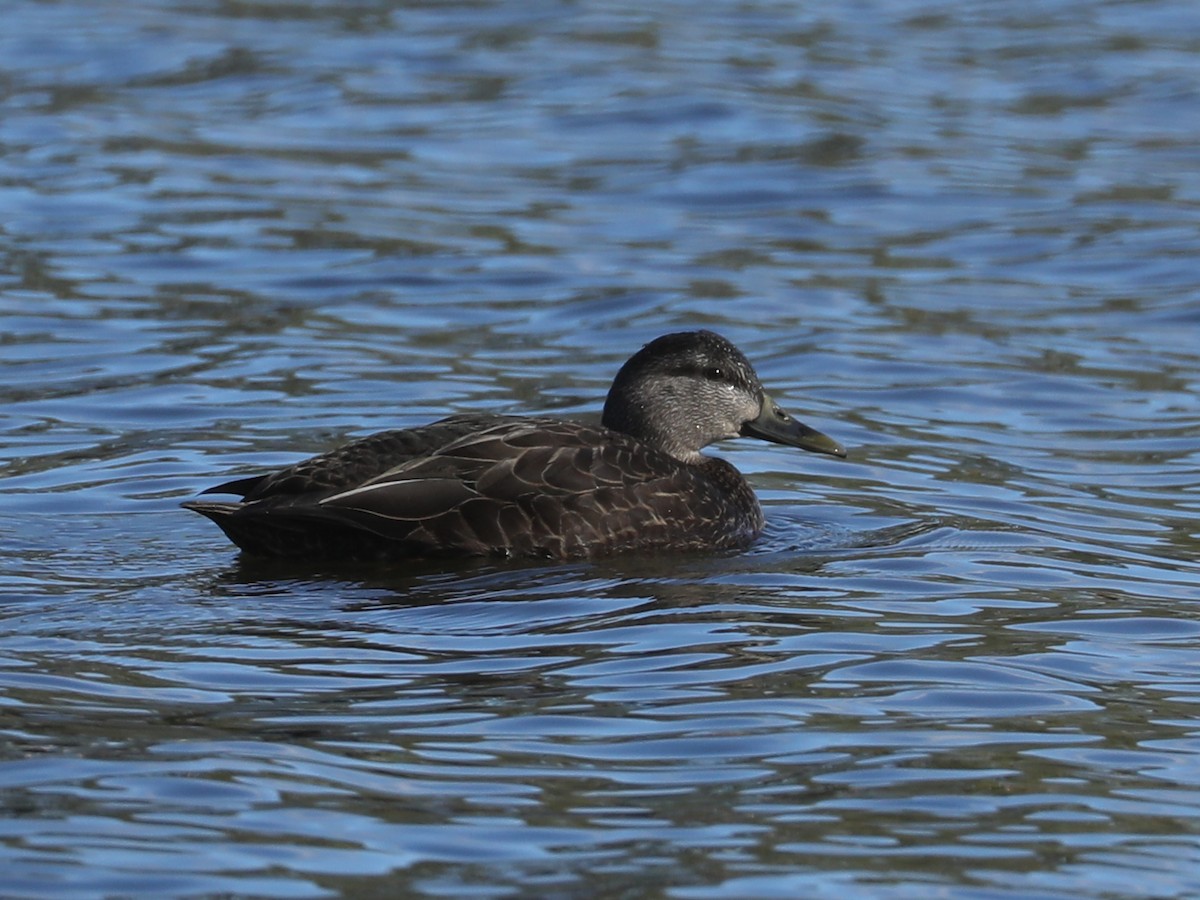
[183,330,846,560]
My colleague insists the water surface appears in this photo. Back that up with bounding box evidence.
[3,1,1200,897]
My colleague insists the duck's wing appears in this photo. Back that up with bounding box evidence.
[357,417,633,492]
[310,418,745,556]
[200,414,516,501]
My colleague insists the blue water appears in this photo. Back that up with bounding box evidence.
[3,1,1200,897]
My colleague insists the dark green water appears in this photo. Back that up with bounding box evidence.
[2,1,1199,897]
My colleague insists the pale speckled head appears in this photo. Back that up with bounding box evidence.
[601,330,846,463]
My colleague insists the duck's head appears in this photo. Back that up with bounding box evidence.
[601,330,847,463]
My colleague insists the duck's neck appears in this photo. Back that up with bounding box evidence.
[603,409,703,464]
[603,390,707,464]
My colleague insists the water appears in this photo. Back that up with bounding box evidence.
[3,0,1200,896]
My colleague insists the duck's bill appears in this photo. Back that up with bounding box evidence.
[741,394,847,458]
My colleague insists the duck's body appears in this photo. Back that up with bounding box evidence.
[184,331,845,560]
[185,413,767,559]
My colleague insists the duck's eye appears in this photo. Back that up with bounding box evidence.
[703,367,724,382]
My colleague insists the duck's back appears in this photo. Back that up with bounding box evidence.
[183,414,765,560]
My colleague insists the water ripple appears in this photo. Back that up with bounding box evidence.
[3,0,1200,896]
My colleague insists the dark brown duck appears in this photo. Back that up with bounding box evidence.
[184,330,846,559]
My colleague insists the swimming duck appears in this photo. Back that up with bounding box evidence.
[184,330,845,559]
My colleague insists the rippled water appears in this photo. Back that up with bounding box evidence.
[3,0,1200,896]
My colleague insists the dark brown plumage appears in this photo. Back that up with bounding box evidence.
[184,330,845,560]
